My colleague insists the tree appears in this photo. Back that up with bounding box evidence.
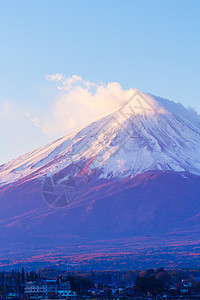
[135,273,164,294]
[21,267,25,285]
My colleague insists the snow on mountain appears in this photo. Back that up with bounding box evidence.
[1,90,200,187]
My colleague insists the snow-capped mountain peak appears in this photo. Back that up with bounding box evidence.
[1,91,200,186]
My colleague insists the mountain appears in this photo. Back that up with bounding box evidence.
[0,90,200,270]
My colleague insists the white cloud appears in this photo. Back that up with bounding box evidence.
[1,76,166,144]
[37,74,138,135]
[28,73,167,136]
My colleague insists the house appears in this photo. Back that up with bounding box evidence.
[58,289,77,298]
[58,281,77,299]
[180,287,188,294]
[6,292,20,299]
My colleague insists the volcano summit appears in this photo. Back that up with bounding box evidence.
[0,90,200,270]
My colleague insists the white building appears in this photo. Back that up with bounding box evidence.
[25,280,77,299]
[25,282,58,298]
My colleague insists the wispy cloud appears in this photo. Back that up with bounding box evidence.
[0,98,46,164]
[1,75,166,141]
[46,73,97,91]
[0,98,26,121]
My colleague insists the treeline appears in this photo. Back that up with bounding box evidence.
[0,268,45,290]
[39,269,139,285]
[38,268,200,286]
[134,267,200,295]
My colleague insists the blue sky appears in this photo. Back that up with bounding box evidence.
[0,0,200,164]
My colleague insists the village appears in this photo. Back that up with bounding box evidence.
[0,268,200,299]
